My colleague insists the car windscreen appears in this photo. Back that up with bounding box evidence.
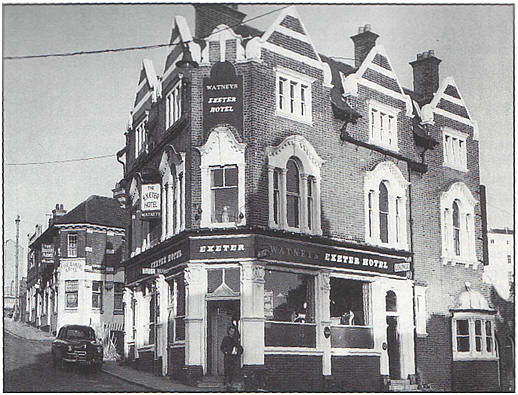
[65,328,95,340]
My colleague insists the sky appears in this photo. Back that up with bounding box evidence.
[3,3,514,264]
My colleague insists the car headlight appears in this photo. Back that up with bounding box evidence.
[67,345,74,352]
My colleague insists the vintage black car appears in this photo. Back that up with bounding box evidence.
[51,325,103,371]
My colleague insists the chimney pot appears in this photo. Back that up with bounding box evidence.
[428,50,435,57]
[351,26,379,68]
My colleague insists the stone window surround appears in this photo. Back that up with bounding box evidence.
[364,161,409,250]
[442,126,468,172]
[274,65,315,125]
[440,182,477,267]
[266,135,324,236]
[159,146,186,240]
[367,99,400,152]
[196,126,246,229]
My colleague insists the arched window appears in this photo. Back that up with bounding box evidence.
[286,158,300,228]
[440,182,477,266]
[159,146,185,240]
[267,135,324,235]
[364,161,409,249]
[386,290,397,312]
[452,200,461,256]
[379,182,389,244]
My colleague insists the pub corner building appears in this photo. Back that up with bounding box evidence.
[115,4,501,392]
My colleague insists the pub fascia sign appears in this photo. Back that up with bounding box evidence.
[141,183,161,219]
[41,244,54,264]
[257,239,411,275]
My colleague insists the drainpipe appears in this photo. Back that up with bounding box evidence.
[407,164,418,385]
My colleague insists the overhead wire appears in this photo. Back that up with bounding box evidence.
[4,5,290,60]
[6,154,116,166]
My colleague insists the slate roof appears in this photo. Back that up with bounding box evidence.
[55,195,127,229]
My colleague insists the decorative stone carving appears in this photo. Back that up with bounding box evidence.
[241,262,265,283]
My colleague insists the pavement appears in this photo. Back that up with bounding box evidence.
[102,361,205,392]
[4,318,206,392]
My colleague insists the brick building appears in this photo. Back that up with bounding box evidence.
[117,5,500,391]
[26,196,127,343]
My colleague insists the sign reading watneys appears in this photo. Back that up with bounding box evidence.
[203,61,243,138]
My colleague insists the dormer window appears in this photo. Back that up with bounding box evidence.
[166,82,182,129]
[442,127,468,172]
[134,120,147,158]
[367,100,399,151]
[275,66,314,124]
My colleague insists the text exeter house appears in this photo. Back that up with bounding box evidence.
[114,4,500,391]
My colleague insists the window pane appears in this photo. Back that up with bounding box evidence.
[211,168,224,187]
[264,270,314,323]
[330,278,367,326]
[379,183,389,212]
[273,170,279,190]
[457,336,470,352]
[66,292,78,308]
[475,320,482,335]
[380,213,388,243]
[114,294,123,311]
[287,195,299,228]
[485,321,492,334]
[176,276,185,316]
[286,160,299,193]
[92,293,101,309]
[486,337,493,353]
[385,291,397,312]
[456,320,469,335]
[452,201,460,227]
[225,166,238,186]
[475,336,482,351]
[212,188,238,222]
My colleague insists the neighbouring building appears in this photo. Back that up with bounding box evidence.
[483,228,515,392]
[3,239,25,314]
[26,196,127,345]
[115,4,502,391]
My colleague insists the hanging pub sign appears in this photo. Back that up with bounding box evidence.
[140,183,161,219]
[41,244,54,265]
[203,61,243,139]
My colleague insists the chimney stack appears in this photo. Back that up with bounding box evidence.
[194,4,246,39]
[52,204,67,219]
[410,50,442,100]
[351,25,379,68]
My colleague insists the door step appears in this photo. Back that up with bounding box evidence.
[389,379,419,392]
[197,376,244,391]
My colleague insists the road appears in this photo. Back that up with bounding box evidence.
[3,332,147,392]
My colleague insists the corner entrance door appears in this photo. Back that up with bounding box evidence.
[207,300,240,376]
[386,316,401,379]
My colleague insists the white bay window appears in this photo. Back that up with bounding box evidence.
[196,126,246,228]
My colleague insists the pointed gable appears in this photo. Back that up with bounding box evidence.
[133,59,159,115]
[426,76,479,140]
[260,6,323,70]
[342,45,412,116]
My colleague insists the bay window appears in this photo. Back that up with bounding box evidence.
[452,316,497,359]
[211,165,238,223]
[197,126,246,228]
[267,135,324,235]
[264,269,316,347]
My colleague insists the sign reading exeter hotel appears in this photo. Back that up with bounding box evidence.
[140,183,161,219]
[203,61,243,138]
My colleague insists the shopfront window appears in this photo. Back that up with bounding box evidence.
[264,269,316,347]
[329,277,373,349]
[168,275,185,343]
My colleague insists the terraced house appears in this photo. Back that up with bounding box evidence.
[26,196,127,351]
[116,4,499,391]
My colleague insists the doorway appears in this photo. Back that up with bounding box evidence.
[386,315,401,379]
[207,300,240,376]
